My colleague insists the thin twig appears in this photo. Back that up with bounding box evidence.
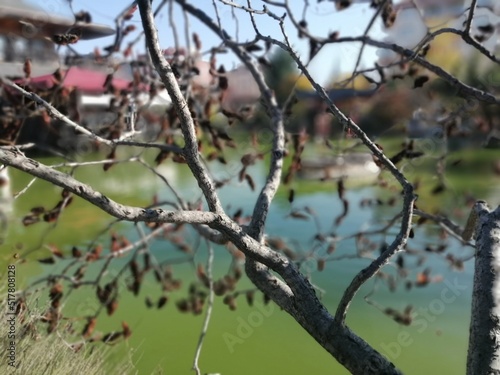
[138,0,224,214]
[192,242,215,375]
[464,0,478,35]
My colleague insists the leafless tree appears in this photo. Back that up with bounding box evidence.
[1,0,499,374]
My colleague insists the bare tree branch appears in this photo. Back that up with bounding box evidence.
[175,0,286,241]
[464,0,478,36]
[138,0,224,214]
[466,202,500,375]
[0,148,216,225]
[5,1,497,374]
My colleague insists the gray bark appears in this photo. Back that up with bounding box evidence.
[136,1,406,373]
[467,202,500,374]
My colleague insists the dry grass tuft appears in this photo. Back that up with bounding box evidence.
[0,298,135,375]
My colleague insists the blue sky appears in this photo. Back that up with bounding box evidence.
[29,0,387,85]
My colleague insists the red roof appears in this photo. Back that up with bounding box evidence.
[26,67,131,94]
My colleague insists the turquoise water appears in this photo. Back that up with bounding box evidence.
[0,145,497,374]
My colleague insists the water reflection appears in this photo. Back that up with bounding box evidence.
[0,144,498,375]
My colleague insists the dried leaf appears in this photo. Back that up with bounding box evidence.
[245,174,255,191]
[106,299,118,316]
[30,206,45,215]
[478,24,494,33]
[263,294,271,305]
[38,257,55,265]
[43,211,59,223]
[74,266,86,281]
[245,43,263,52]
[298,20,307,38]
[197,264,210,288]
[335,0,352,11]
[289,210,309,220]
[193,32,202,51]
[308,39,320,61]
[82,317,97,338]
[241,153,258,166]
[329,31,339,40]
[71,246,82,258]
[103,149,116,171]
[48,245,64,258]
[413,75,429,89]
[317,258,325,272]
[157,296,168,309]
[416,216,427,225]
[86,245,103,262]
[122,321,132,339]
[246,291,254,306]
[396,255,404,269]
[415,268,430,287]
[49,284,63,302]
[23,58,31,79]
[337,179,345,200]
[218,65,228,90]
[326,243,336,254]
[223,295,237,311]
[381,4,397,27]
[124,4,137,20]
[431,183,446,195]
[22,215,40,226]
[102,331,122,343]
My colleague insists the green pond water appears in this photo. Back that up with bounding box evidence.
[0,139,499,375]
